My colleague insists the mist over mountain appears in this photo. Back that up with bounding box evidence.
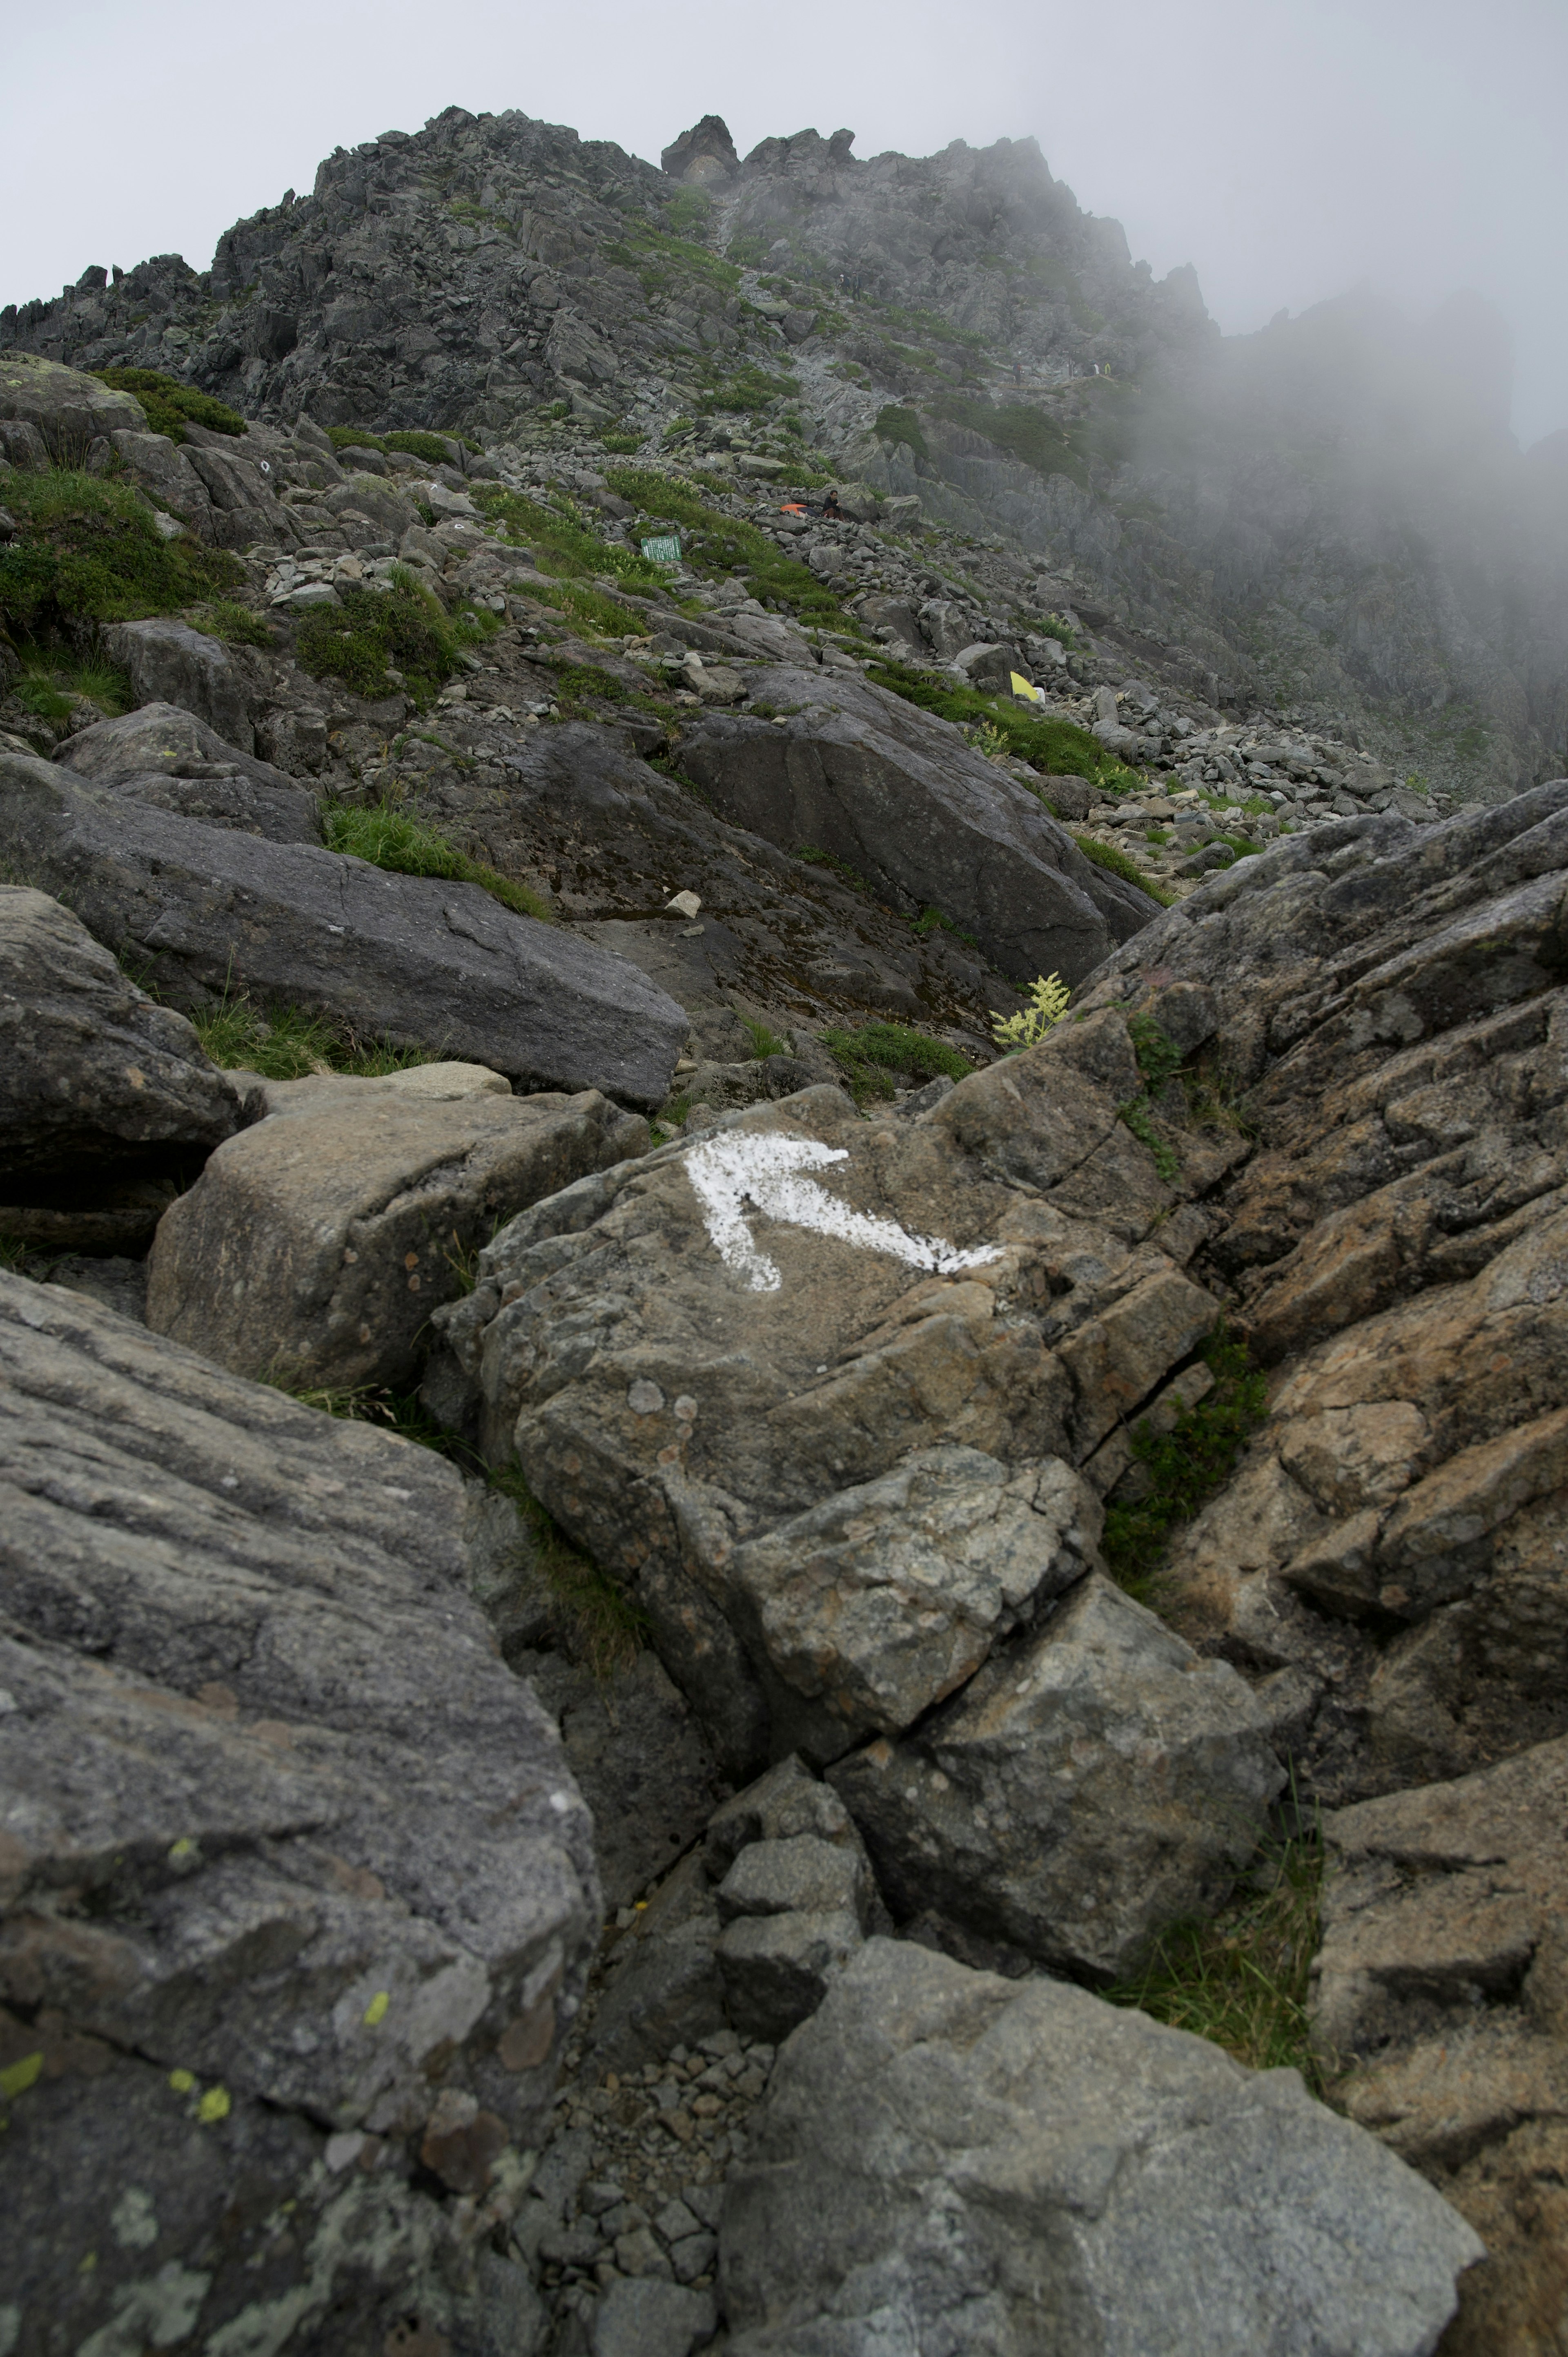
[5,102,1563,797]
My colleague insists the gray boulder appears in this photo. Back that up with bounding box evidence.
[677,666,1156,985]
[719,1939,1483,2357]
[325,470,419,540]
[0,750,688,1106]
[0,350,145,459]
[0,883,243,1184]
[0,1270,598,2353]
[145,1077,647,1388]
[100,617,255,751]
[829,1572,1285,1980]
[61,700,321,843]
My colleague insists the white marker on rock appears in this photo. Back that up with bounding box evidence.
[686,1132,1003,1293]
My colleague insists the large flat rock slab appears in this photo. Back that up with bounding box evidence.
[0,748,688,1106]
[677,665,1157,985]
[146,1077,648,1388]
[0,1270,595,2351]
[719,1938,1481,2356]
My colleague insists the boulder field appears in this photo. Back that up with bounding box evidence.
[2,279,1566,2355]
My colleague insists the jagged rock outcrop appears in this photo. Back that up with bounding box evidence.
[0,1272,597,2355]
[5,108,1562,795]
[1311,1739,1568,2357]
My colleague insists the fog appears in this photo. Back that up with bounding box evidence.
[3,0,1564,445]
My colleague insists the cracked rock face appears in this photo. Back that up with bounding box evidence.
[1310,1739,1568,2357]
[430,1010,1284,1963]
[0,1272,598,2352]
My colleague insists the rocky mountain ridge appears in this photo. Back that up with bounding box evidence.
[6,103,1565,802]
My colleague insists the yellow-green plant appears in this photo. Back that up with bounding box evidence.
[991,972,1071,1052]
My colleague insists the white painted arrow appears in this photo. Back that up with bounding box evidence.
[686,1132,1004,1295]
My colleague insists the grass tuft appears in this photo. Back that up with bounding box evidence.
[181,981,437,1081]
[822,1021,971,1103]
[91,368,246,445]
[1102,1323,1268,1597]
[323,798,552,922]
[185,599,272,648]
[261,1372,450,1451]
[294,569,487,707]
[487,1461,648,1679]
[1074,832,1175,906]
[1105,1822,1324,2086]
[739,1014,788,1061]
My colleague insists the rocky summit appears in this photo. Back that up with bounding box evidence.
[1,97,1565,2357]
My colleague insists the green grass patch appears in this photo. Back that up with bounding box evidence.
[295,570,481,706]
[0,468,245,638]
[261,1373,451,1452]
[603,467,855,624]
[911,905,979,947]
[796,844,878,899]
[326,425,388,455]
[385,430,461,467]
[323,798,552,921]
[866,657,1117,786]
[821,1021,972,1103]
[472,483,662,589]
[1105,1824,1323,2082]
[739,1015,788,1061]
[552,662,627,705]
[526,578,647,637]
[91,367,245,445]
[603,214,739,302]
[187,985,439,1081]
[185,598,272,647]
[1102,1324,1269,1596]
[1118,1094,1181,1184]
[488,1461,648,1679]
[599,431,643,454]
[1074,832,1174,907]
[873,405,929,463]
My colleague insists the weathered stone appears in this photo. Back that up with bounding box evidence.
[0,750,688,1106]
[715,1833,870,1927]
[590,2277,717,2357]
[0,884,243,1185]
[1311,1738,1568,2357]
[0,350,146,459]
[829,1573,1284,1979]
[145,1079,646,1388]
[0,1271,597,2354]
[722,1446,1100,1758]
[435,1019,1223,1842]
[715,1907,864,2042]
[60,700,320,844]
[677,665,1157,985]
[100,618,256,752]
[720,1939,1483,2357]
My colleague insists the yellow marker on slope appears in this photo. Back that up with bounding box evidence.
[363,1990,390,2027]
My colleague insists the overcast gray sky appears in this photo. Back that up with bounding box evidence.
[4,0,1564,446]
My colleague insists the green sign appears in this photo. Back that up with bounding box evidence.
[641,533,682,564]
